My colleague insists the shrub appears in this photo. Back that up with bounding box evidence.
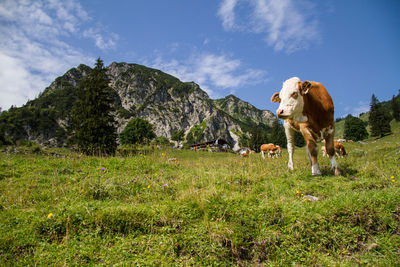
[119,117,155,145]
[344,115,368,141]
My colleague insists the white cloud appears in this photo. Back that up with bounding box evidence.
[0,0,118,110]
[217,0,238,30]
[217,0,320,53]
[148,53,267,98]
[83,29,119,50]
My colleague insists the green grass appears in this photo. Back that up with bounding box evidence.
[1,123,400,266]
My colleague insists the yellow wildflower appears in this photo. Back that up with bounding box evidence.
[147,185,150,189]
[47,213,53,218]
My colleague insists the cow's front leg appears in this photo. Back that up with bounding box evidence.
[284,121,294,170]
[325,134,341,176]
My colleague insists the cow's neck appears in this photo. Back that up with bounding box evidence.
[292,113,308,123]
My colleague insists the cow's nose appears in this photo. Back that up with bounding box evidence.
[277,109,284,116]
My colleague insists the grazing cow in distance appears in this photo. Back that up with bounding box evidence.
[260,143,281,159]
[322,141,347,158]
[271,77,341,176]
[239,148,250,157]
[334,141,347,157]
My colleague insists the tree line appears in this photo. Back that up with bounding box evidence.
[344,93,398,141]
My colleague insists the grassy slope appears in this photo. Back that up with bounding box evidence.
[1,122,399,266]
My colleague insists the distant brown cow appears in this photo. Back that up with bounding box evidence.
[239,148,250,157]
[322,141,347,158]
[334,141,347,157]
[260,143,281,159]
[321,141,347,158]
[271,77,341,176]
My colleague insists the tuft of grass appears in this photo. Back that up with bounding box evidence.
[1,122,400,265]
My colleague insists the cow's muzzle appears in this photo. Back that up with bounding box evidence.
[276,109,288,119]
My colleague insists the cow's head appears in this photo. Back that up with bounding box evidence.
[271,77,311,120]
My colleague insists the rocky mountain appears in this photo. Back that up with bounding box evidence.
[0,62,277,149]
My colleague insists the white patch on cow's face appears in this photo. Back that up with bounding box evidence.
[276,77,306,121]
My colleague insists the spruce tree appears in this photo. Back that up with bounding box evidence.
[391,92,400,122]
[269,119,287,148]
[249,124,268,152]
[344,115,368,141]
[294,131,306,147]
[71,58,117,155]
[369,94,391,137]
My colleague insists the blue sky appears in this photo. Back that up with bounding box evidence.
[1,0,399,118]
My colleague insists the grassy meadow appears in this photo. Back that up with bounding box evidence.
[1,123,399,266]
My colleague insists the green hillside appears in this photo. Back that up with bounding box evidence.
[334,96,396,139]
[1,120,399,265]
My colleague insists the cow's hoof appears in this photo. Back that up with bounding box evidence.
[333,167,342,176]
[312,164,321,176]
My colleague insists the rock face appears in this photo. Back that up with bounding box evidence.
[11,62,277,148]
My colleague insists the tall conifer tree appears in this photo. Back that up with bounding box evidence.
[249,124,268,152]
[391,92,400,122]
[369,94,391,137]
[269,119,287,148]
[71,58,117,155]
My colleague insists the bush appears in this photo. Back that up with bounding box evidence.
[171,130,184,143]
[344,115,368,141]
[152,136,171,146]
[119,118,155,145]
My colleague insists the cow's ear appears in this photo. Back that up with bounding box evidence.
[299,81,312,95]
[271,92,281,103]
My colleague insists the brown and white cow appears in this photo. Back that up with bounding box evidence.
[334,141,347,157]
[260,143,281,159]
[322,141,347,158]
[239,148,250,157]
[271,77,341,176]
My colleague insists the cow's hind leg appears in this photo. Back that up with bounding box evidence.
[325,134,341,176]
[301,128,321,176]
[307,140,321,176]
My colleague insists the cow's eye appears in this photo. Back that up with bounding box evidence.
[291,92,298,99]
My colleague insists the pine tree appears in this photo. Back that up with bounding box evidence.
[249,124,268,152]
[71,58,117,155]
[269,119,287,148]
[294,131,306,147]
[369,94,391,137]
[344,115,368,141]
[391,92,400,122]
